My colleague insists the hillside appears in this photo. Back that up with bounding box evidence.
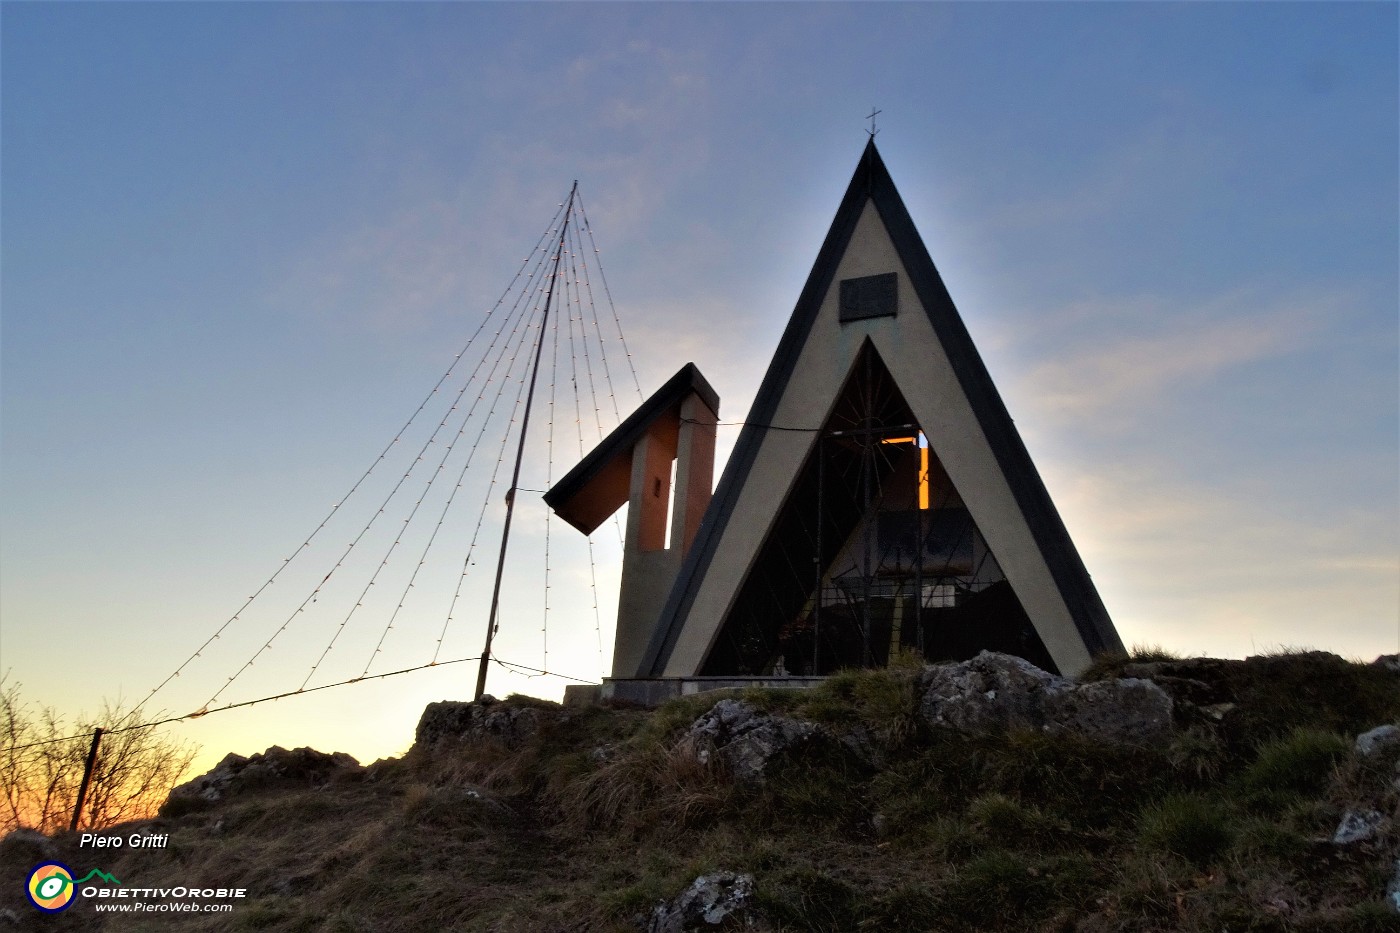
[3,650,1398,932]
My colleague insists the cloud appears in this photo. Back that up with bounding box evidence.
[1053,461,1399,660]
[984,102,1231,231]
[268,198,480,335]
[1007,287,1335,429]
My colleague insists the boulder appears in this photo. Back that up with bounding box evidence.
[165,746,359,810]
[1049,677,1175,744]
[687,699,818,783]
[916,652,1172,745]
[414,696,549,749]
[1355,724,1400,758]
[1332,808,1387,846]
[917,652,1070,734]
[649,871,756,932]
[1372,654,1400,674]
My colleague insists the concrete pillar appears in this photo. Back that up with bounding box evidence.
[613,391,717,677]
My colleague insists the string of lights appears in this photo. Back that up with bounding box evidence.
[142,198,572,714]
[126,184,633,744]
[7,653,600,756]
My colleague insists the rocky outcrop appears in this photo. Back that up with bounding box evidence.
[687,699,819,783]
[415,695,553,749]
[649,871,757,932]
[164,746,359,812]
[917,652,1173,745]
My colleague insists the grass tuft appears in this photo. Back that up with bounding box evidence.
[1137,792,1235,865]
[1239,727,1350,801]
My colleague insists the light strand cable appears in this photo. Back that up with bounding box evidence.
[566,224,611,665]
[356,258,549,679]
[8,655,490,754]
[569,215,622,423]
[491,656,597,686]
[202,279,548,712]
[434,250,554,667]
[140,198,569,713]
[561,230,608,669]
[538,234,570,677]
[475,183,578,699]
[300,249,551,689]
[575,189,642,398]
[429,237,566,663]
[564,221,609,452]
[567,199,630,552]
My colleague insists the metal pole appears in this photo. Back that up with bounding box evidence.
[914,440,924,659]
[70,727,103,832]
[860,352,874,668]
[475,182,577,701]
[813,434,824,675]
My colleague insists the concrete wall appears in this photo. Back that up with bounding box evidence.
[661,198,1094,678]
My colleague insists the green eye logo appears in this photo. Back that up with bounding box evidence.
[26,862,75,912]
[24,863,120,912]
[37,872,70,898]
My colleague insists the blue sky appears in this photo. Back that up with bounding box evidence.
[3,2,1396,772]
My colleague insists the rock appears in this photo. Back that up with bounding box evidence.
[1197,702,1236,722]
[1356,724,1400,757]
[1332,808,1387,845]
[917,652,1070,734]
[649,871,756,932]
[1120,660,1235,707]
[916,652,1172,745]
[687,699,818,783]
[836,725,885,770]
[1048,677,1174,744]
[1372,654,1400,673]
[414,696,550,749]
[164,746,359,811]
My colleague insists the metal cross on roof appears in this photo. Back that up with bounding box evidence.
[866,107,882,138]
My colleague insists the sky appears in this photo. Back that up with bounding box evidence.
[3,2,1396,776]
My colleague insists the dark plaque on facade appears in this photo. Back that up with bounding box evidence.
[839,272,898,323]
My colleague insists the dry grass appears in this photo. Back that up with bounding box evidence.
[550,734,733,836]
[1,652,1396,931]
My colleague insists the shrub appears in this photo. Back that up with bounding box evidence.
[1,676,198,832]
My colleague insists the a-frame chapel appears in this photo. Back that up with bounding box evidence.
[547,140,1124,704]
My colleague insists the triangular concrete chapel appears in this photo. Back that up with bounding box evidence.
[548,140,1123,695]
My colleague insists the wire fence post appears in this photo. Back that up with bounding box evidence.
[70,727,103,832]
